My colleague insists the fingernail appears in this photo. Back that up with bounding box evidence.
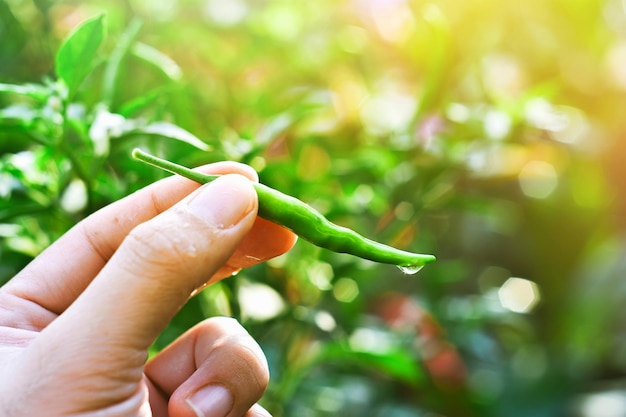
[187,385,233,417]
[250,403,273,417]
[187,175,256,229]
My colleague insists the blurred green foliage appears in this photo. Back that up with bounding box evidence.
[2,0,626,416]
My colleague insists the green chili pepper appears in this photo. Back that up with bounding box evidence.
[132,148,436,272]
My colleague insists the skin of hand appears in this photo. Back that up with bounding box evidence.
[0,161,297,417]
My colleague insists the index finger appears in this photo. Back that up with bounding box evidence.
[3,162,296,317]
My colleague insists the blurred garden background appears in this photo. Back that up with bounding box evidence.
[2,0,626,415]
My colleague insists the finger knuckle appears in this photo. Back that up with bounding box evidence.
[200,319,269,390]
[122,214,210,277]
[216,340,270,390]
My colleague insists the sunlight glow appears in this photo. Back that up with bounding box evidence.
[364,0,416,43]
[337,25,369,54]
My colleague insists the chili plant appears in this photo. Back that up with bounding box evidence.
[0,15,211,275]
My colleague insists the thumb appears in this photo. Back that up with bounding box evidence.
[31,174,258,373]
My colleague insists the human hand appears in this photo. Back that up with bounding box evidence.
[0,161,297,417]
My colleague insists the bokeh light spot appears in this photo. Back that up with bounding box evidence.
[361,90,417,133]
[349,327,393,353]
[518,160,559,199]
[394,201,415,221]
[579,391,626,417]
[260,5,302,41]
[238,281,286,321]
[446,102,471,123]
[606,40,626,90]
[333,278,359,303]
[315,310,337,332]
[482,54,526,97]
[308,261,334,291]
[498,277,541,313]
[203,0,249,26]
[60,179,87,213]
[484,109,512,140]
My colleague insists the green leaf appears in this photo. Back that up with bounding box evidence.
[132,42,182,81]
[0,1,27,66]
[102,17,143,106]
[117,86,174,117]
[54,14,106,98]
[134,122,210,151]
[319,342,426,385]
